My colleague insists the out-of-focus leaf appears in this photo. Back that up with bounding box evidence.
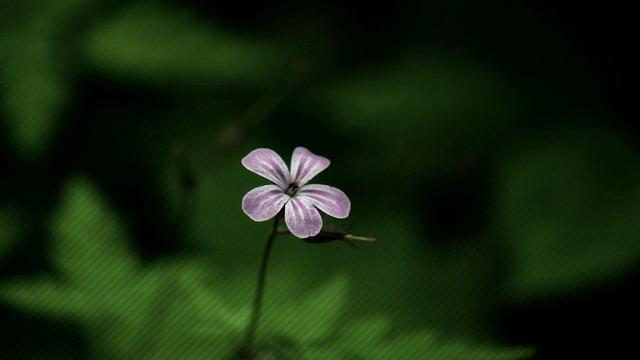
[0,0,85,158]
[132,262,245,359]
[333,317,391,355]
[0,278,94,318]
[0,177,155,356]
[0,191,244,357]
[315,55,511,127]
[50,176,138,289]
[0,256,240,358]
[304,319,533,359]
[85,3,284,85]
[0,35,68,158]
[369,331,533,360]
[2,225,533,359]
[497,129,640,299]
[309,54,523,183]
[0,206,23,260]
[90,261,240,359]
[267,276,348,342]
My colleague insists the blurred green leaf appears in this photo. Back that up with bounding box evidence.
[2,219,532,359]
[315,55,511,127]
[0,278,95,318]
[332,316,391,355]
[0,34,67,158]
[0,173,259,357]
[103,261,243,359]
[1,170,532,358]
[368,331,533,360]
[497,129,640,299]
[85,3,284,85]
[0,0,85,158]
[0,177,242,358]
[304,318,533,359]
[50,176,138,289]
[309,54,523,182]
[268,276,348,342]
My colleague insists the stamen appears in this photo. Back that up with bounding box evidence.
[286,181,300,196]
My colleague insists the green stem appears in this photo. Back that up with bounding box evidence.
[244,215,281,351]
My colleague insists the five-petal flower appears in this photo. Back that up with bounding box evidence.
[241,147,351,238]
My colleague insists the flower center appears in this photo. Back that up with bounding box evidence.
[285,181,300,196]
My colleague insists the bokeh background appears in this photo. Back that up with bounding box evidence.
[1,0,637,358]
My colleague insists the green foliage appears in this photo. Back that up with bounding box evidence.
[0,177,243,357]
[304,318,533,359]
[498,129,640,299]
[0,37,67,158]
[0,178,531,357]
[0,0,83,158]
[314,55,515,127]
[50,177,139,289]
[309,54,523,182]
[359,331,533,360]
[266,276,348,343]
[85,2,285,86]
[0,0,91,155]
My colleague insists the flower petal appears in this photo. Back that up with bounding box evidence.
[297,184,351,219]
[290,147,330,186]
[242,185,289,222]
[285,196,323,238]
[242,148,291,189]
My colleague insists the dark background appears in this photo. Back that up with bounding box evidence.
[1,0,637,358]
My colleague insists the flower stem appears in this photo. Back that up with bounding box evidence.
[243,215,281,351]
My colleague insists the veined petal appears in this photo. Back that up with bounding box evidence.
[285,196,323,238]
[242,185,289,222]
[297,184,351,219]
[290,147,330,186]
[242,148,291,189]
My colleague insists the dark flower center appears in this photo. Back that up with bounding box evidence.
[285,181,300,196]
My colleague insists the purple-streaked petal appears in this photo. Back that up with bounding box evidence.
[242,148,291,189]
[290,147,330,186]
[284,196,323,238]
[297,184,351,219]
[242,185,289,222]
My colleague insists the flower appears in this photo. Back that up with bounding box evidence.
[241,147,351,238]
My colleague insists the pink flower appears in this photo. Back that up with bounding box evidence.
[241,147,351,238]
